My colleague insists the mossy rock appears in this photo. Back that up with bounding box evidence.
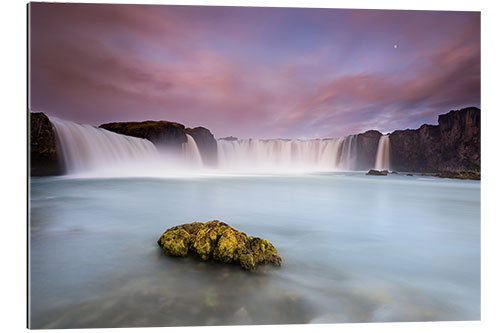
[99,120,187,150]
[366,169,389,176]
[158,221,281,271]
[436,170,480,180]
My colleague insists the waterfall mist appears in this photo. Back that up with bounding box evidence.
[182,134,203,168]
[216,136,358,172]
[50,117,204,177]
[48,118,392,176]
[375,135,391,170]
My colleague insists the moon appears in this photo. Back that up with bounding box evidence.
[393,44,398,49]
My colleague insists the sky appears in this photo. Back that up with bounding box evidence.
[29,2,480,139]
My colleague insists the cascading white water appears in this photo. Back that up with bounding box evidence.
[338,135,358,170]
[375,135,391,170]
[50,117,206,176]
[49,116,366,175]
[182,134,203,168]
[216,136,358,172]
[50,117,160,174]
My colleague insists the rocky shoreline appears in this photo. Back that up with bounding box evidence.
[366,169,480,180]
[435,170,481,180]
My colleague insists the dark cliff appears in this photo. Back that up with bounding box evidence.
[389,107,480,172]
[30,112,63,176]
[355,130,382,170]
[185,127,218,167]
[99,121,187,151]
[99,120,219,166]
[437,107,480,170]
[30,107,480,175]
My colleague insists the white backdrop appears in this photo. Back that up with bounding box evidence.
[2,0,498,332]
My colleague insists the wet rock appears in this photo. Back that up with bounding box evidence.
[30,112,64,176]
[366,169,389,176]
[435,170,480,180]
[356,130,383,170]
[100,120,187,152]
[185,127,218,167]
[158,220,282,271]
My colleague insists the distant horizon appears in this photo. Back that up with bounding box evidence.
[29,3,480,140]
[31,105,479,141]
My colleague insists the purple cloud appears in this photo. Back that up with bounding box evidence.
[29,3,480,139]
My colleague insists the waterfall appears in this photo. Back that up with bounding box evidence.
[217,137,357,172]
[50,117,160,174]
[375,135,391,170]
[338,135,358,170]
[182,134,203,168]
[47,116,367,175]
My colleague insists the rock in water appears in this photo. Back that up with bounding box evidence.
[366,169,389,176]
[157,220,282,270]
[436,170,480,180]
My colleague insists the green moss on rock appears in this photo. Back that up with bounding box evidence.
[99,120,187,150]
[366,169,389,176]
[435,170,480,180]
[248,237,282,266]
[157,220,282,271]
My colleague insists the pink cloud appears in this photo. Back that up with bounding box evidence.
[30,3,480,139]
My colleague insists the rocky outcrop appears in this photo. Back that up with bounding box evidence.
[219,136,238,141]
[435,170,480,180]
[99,120,187,152]
[437,107,480,170]
[30,112,63,176]
[185,127,218,167]
[389,124,441,172]
[389,107,480,172]
[366,169,388,176]
[99,121,219,166]
[355,130,382,170]
[158,220,282,271]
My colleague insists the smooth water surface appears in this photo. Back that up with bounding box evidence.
[29,173,480,328]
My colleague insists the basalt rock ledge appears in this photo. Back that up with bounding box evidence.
[388,107,480,172]
[30,112,63,176]
[99,120,188,152]
[99,120,218,164]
